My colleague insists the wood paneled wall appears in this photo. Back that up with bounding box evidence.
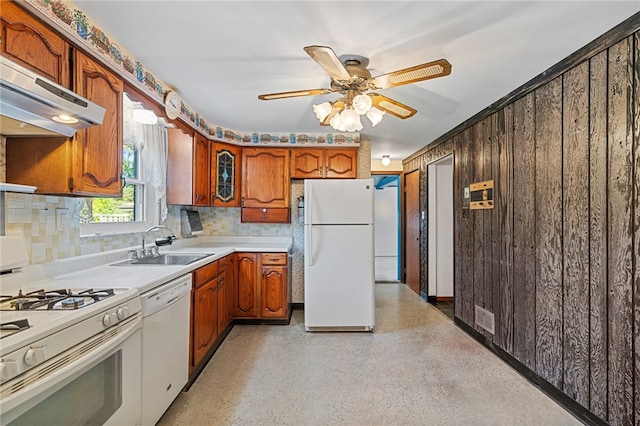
[404,16,639,426]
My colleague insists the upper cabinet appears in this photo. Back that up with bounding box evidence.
[211,142,241,207]
[167,124,211,206]
[71,50,123,196]
[241,148,290,223]
[291,148,357,179]
[6,51,123,196]
[0,1,70,86]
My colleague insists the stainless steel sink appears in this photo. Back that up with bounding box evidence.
[111,253,214,266]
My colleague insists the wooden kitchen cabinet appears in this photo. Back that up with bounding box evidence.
[291,148,357,179]
[0,0,70,86]
[234,253,258,317]
[233,252,289,320]
[191,260,220,371]
[217,256,229,333]
[211,142,241,207]
[241,148,290,223]
[6,51,124,196]
[259,253,288,318]
[167,123,211,206]
[225,254,237,326]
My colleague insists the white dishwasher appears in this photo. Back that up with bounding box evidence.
[140,274,192,426]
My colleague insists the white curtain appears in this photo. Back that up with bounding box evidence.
[142,123,168,222]
[124,95,169,222]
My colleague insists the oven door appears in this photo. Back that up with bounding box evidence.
[0,314,142,426]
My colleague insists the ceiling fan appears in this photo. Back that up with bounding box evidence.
[258,45,452,131]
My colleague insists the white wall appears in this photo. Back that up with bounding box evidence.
[374,185,398,257]
[427,156,453,297]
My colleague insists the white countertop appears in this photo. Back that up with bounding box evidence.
[0,236,293,296]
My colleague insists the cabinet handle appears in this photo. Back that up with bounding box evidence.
[120,174,126,189]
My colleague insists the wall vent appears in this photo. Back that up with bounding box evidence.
[475,305,495,335]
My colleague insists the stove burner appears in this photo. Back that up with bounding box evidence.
[60,297,86,309]
[0,288,115,311]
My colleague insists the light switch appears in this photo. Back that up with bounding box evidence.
[56,208,68,232]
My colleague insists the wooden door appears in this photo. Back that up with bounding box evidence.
[167,124,195,205]
[192,279,218,368]
[291,149,323,179]
[234,253,258,317]
[325,149,357,178]
[241,148,290,208]
[72,51,123,196]
[217,259,228,332]
[193,133,210,206]
[260,266,287,318]
[226,254,237,324]
[404,170,421,294]
[0,1,70,86]
[212,143,241,207]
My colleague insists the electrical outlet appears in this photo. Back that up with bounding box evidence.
[56,208,69,232]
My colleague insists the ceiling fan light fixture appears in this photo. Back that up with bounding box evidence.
[352,93,372,115]
[366,107,385,126]
[340,108,362,132]
[313,102,333,121]
[329,110,342,130]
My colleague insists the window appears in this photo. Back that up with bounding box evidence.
[79,94,166,235]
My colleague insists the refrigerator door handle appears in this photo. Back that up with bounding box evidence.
[308,184,313,225]
[306,226,314,266]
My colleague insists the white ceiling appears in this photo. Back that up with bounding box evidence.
[74,1,639,162]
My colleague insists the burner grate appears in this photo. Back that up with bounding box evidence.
[0,288,115,311]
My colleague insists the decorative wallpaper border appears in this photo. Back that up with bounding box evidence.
[23,0,360,146]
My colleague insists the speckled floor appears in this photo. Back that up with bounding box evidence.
[158,284,582,426]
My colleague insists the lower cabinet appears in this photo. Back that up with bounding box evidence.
[190,251,290,378]
[260,253,288,318]
[191,260,219,372]
[234,253,258,317]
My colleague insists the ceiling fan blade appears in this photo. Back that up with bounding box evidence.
[370,59,452,90]
[303,45,352,81]
[258,88,332,100]
[369,93,417,119]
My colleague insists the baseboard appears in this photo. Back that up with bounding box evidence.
[436,296,453,302]
[453,318,607,426]
[292,302,304,310]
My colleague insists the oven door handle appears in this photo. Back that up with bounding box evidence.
[0,314,142,423]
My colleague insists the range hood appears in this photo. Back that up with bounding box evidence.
[0,55,105,137]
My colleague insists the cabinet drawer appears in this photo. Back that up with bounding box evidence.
[194,260,219,288]
[261,253,287,265]
[241,207,290,223]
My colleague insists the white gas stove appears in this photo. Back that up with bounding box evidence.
[0,238,142,425]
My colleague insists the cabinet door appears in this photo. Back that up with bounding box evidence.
[260,265,287,318]
[72,51,123,196]
[226,254,237,324]
[167,125,195,205]
[217,259,228,332]
[192,279,218,369]
[193,133,211,206]
[234,253,258,317]
[325,149,357,179]
[241,148,290,208]
[291,149,323,179]
[0,1,70,86]
[212,143,241,207]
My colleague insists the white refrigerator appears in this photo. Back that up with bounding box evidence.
[304,178,375,331]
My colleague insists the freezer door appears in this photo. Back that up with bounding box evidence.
[304,179,374,225]
[304,224,375,329]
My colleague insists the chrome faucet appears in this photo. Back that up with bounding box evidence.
[141,225,176,256]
